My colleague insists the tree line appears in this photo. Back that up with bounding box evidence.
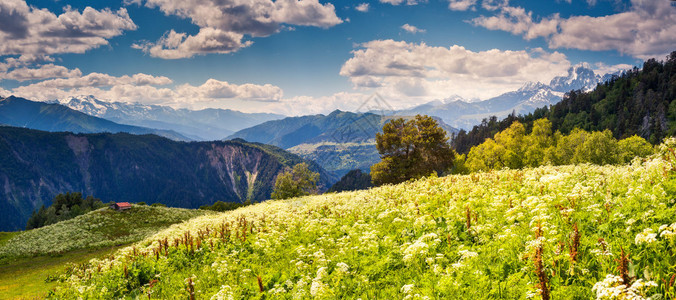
[463,119,654,172]
[26,192,104,230]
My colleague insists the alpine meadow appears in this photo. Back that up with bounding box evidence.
[47,141,676,299]
[0,0,675,299]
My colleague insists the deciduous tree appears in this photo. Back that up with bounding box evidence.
[271,163,320,200]
[371,115,455,185]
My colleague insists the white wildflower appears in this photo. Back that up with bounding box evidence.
[401,284,415,294]
[211,285,235,300]
[634,228,657,245]
[335,262,350,274]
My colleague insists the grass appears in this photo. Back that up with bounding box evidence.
[0,246,123,300]
[51,154,676,299]
[0,205,213,299]
[0,232,19,248]
[0,206,212,299]
[0,205,211,259]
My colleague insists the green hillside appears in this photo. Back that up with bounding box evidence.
[49,140,676,299]
[0,205,210,299]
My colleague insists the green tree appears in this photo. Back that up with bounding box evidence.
[465,121,526,172]
[554,128,589,165]
[573,130,619,165]
[271,163,320,200]
[26,192,104,230]
[524,119,554,166]
[371,115,455,185]
[466,138,505,172]
[618,135,654,163]
[494,121,526,169]
[328,169,372,193]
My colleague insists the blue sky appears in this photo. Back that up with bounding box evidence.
[0,0,672,115]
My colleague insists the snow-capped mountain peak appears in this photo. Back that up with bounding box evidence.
[549,64,601,92]
[58,95,113,117]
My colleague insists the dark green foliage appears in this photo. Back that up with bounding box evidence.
[371,115,456,185]
[452,52,676,153]
[328,169,372,193]
[150,203,167,207]
[199,200,248,212]
[26,192,104,230]
[271,163,320,200]
[0,127,334,231]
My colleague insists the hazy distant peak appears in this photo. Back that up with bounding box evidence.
[53,95,285,141]
[518,81,548,92]
[442,95,466,104]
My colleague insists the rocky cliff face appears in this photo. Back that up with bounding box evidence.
[0,127,333,231]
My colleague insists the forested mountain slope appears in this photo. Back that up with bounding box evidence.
[0,127,334,231]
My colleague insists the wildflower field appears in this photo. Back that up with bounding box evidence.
[51,143,676,299]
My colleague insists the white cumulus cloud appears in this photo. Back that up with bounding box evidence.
[401,24,426,34]
[133,29,252,59]
[130,0,342,59]
[340,40,572,101]
[380,0,427,5]
[25,72,172,89]
[8,71,283,109]
[176,79,283,102]
[0,0,137,56]
[355,3,370,12]
[448,0,477,11]
[471,0,676,59]
[1,64,82,82]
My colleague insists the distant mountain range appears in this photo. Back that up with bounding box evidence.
[55,96,284,141]
[0,126,335,231]
[227,110,457,148]
[227,110,458,176]
[399,64,619,129]
[0,96,189,141]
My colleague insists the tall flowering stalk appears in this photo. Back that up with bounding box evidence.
[257,275,264,293]
[465,206,472,232]
[569,223,580,264]
[616,247,632,285]
[534,223,550,300]
[186,277,195,300]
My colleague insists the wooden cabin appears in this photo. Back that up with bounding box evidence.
[110,202,132,211]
